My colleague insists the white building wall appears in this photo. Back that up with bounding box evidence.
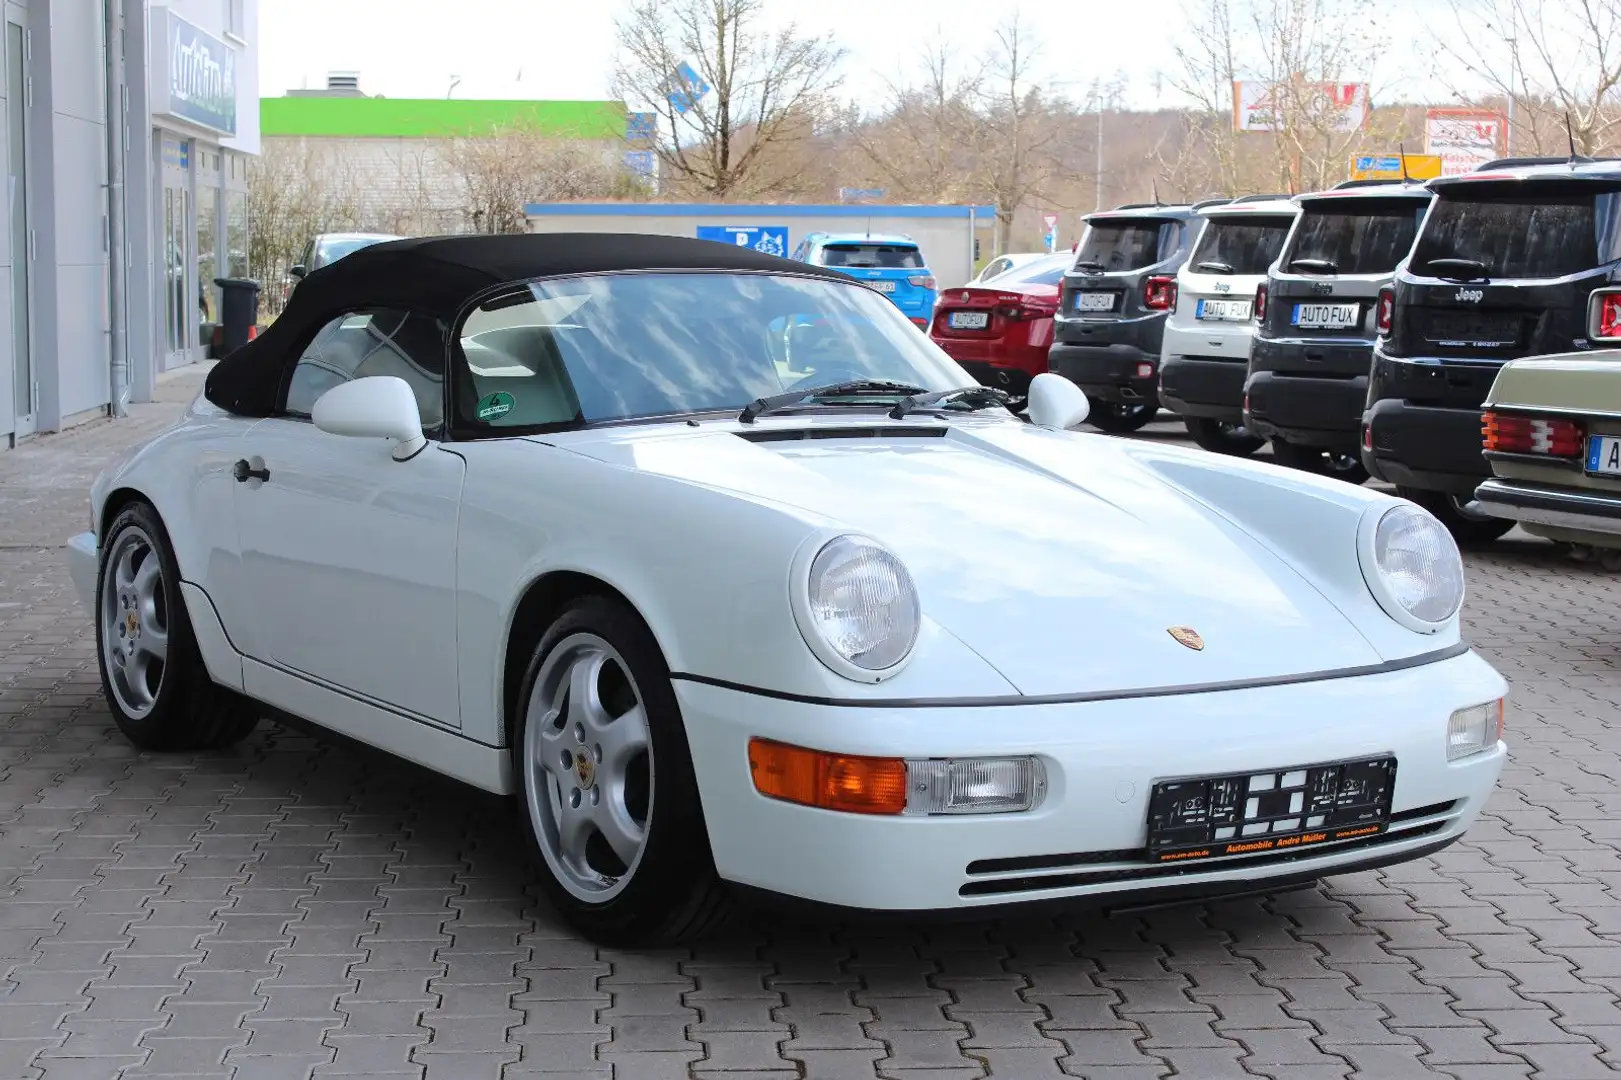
[524,205,995,293]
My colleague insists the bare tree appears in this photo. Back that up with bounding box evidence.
[449,132,641,234]
[966,15,1065,253]
[611,0,846,198]
[851,33,985,204]
[249,139,364,317]
[1433,0,1621,156]
[1158,0,1390,197]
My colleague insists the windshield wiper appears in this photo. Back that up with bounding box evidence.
[1195,260,1236,275]
[1290,257,1338,274]
[1073,259,1106,273]
[1424,257,1491,283]
[888,385,1012,419]
[738,379,928,424]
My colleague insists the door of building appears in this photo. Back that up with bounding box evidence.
[2,3,33,441]
[161,136,196,370]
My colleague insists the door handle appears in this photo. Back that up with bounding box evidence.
[232,458,270,483]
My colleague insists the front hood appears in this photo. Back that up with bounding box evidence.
[548,420,1384,696]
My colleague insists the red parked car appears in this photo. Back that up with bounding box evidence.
[929,253,1072,401]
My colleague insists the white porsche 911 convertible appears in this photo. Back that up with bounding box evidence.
[68,233,1507,945]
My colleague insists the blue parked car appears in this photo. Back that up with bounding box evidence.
[792,233,938,327]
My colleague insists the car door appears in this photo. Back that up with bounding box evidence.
[230,307,466,729]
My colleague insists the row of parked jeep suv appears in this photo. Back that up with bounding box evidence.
[1034,155,1621,544]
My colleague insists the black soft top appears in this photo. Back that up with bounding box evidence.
[204,231,852,417]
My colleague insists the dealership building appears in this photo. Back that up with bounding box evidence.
[0,0,259,450]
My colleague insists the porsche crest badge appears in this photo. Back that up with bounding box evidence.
[1168,626,1204,651]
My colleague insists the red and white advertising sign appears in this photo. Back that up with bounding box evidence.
[1232,81,1369,133]
[1425,108,1506,176]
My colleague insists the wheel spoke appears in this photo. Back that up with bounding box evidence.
[137,627,168,664]
[567,651,613,733]
[114,543,139,592]
[594,800,646,867]
[133,552,161,601]
[125,650,156,708]
[555,803,594,869]
[597,704,649,771]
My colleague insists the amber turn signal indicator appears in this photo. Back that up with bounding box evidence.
[747,738,908,815]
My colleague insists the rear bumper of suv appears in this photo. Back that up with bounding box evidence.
[1362,398,1489,495]
[1244,372,1368,448]
[1048,343,1158,405]
[1159,356,1246,422]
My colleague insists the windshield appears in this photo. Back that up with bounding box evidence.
[1410,184,1621,279]
[1188,215,1294,275]
[452,271,967,429]
[820,243,925,269]
[1283,198,1426,275]
[1073,219,1181,272]
[317,236,394,266]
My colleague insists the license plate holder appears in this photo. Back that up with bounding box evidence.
[1075,291,1117,313]
[1197,298,1252,321]
[1291,302,1360,330]
[1146,754,1396,862]
[1422,312,1520,348]
[870,280,897,293]
[949,311,990,330]
[1587,434,1621,476]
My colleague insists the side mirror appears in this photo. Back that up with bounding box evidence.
[289,264,306,279]
[311,376,426,460]
[1026,372,1091,430]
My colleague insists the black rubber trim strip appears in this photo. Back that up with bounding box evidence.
[669,641,1472,709]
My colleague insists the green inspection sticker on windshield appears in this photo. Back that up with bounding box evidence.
[476,391,515,420]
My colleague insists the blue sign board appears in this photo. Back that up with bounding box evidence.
[626,112,658,143]
[161,11,238,135]
[696,225,789,258]
[1355,155,1402,172]
[668,61,712,114]
[839,187,886,201]
[623,150,657,177]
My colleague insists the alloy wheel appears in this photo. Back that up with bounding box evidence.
[522,632,655,903]
[100,526,169,720]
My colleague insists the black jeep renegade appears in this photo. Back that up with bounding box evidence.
[1048,201,1222,432]
[1364,158,1621,542]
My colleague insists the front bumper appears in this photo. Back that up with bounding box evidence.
[1362,397,1490,495]
[1048,343,1158,405]
[1474,477,1621,546]
[67,531,97,612]
[678,650,1507,912]
[1244,371,1368,449]
[1159,356,1246,422]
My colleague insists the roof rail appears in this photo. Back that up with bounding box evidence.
[1474,154,1621,170]
[1229,193,1294,202]
[1330,178,1416,190]
[1111,201,1166,210]
[1190,197,1235,210]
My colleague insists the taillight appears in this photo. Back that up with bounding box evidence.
[1375,286,1394,335]
[1143,275,1176,310]
[1588,288,1621,341]
[909,275,937,290]
[1255,283,1268,322]
[1482,410,1585,458]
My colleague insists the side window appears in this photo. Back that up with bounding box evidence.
[282,307,446,432]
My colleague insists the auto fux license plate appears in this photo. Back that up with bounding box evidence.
[1587,434,1621,476]
[1291,302,1359,330]
[948,311,990,330]
[1197,298,1252,321]
[1146,754,1396,862]
[1075,291,1116,313]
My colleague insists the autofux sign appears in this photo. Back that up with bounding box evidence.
[155,10,237,136]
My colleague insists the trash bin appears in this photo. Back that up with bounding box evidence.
[213,277,261,355]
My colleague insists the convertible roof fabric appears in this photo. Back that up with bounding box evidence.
[203,231,853,417]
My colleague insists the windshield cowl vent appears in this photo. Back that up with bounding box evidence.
[734,425,948,444]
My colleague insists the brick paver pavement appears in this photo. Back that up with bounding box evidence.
[1,373,1618,1079]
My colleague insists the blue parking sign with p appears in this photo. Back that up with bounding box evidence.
[696,225,789,258]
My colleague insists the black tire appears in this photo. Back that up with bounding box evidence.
[1184,416,1266,456]
[1269,439,1370,484]
[513,594,732,946]
[1086,398,1159,433]
[1397,486,1515,546]
[94,501,259,751]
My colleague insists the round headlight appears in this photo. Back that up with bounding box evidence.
[801,535,920,675]
[1369,503,1465,627]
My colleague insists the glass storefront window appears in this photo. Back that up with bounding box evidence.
[227,189,248,279]
[198,185,218,324]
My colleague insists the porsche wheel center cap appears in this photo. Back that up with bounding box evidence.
[574,752,595,788]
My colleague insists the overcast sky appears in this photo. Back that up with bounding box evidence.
[258,0,1484,112]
